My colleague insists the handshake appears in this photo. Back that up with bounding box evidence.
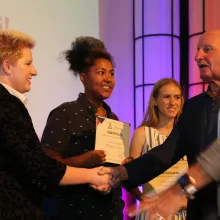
[90,165,128,194]
[90,157,133,194]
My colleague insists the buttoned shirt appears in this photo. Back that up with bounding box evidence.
[41,93,124,220]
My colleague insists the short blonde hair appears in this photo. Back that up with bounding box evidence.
[140,78,184,127]
[0,30,35,66]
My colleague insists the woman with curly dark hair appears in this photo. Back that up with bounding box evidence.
[41,37,124,220]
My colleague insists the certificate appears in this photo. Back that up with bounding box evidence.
[95,116,130,164]
[143,156,188,195]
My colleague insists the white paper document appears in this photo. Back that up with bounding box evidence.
[95,116,130,164]
[143,157,188,195]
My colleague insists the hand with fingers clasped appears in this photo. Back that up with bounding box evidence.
[99,166,124,188]
[90,166,112,195]
[90,165,126,193]
[91,165,129,194]
[97,166,123,188]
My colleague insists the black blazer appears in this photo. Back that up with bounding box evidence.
[0,84,66,220]
[124,93,218,220]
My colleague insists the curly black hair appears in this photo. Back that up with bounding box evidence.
[63,36,114,76]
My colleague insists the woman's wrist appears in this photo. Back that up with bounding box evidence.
[86,168,98,185]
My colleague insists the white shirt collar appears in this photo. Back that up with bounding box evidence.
[0,82,28,106]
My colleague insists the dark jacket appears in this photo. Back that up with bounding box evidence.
[124,92,219,220]
[0,84,66,220]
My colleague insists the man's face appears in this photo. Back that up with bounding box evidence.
[195,30,220,85]
[6,47,37,93]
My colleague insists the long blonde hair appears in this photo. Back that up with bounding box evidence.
[140,78,184,127]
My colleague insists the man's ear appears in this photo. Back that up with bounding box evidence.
[2,60,12,75]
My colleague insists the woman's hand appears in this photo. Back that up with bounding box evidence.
[43,148,106,168]
[81,150,106,167]
[121,156,134,165]
[89,166,112,194]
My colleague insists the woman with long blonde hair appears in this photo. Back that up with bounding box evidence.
[129,78,187,220]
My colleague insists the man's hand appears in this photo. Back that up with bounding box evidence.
[127,183,186,219]
[90,166,111,186]
[97,166,129,188]
[90,165,127,194]
[98,167,120,187]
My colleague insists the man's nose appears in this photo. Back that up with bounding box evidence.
[195,49,204,62]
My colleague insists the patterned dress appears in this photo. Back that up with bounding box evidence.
[136,126,187,220]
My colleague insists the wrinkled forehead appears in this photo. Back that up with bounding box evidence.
[197,31,220,47]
